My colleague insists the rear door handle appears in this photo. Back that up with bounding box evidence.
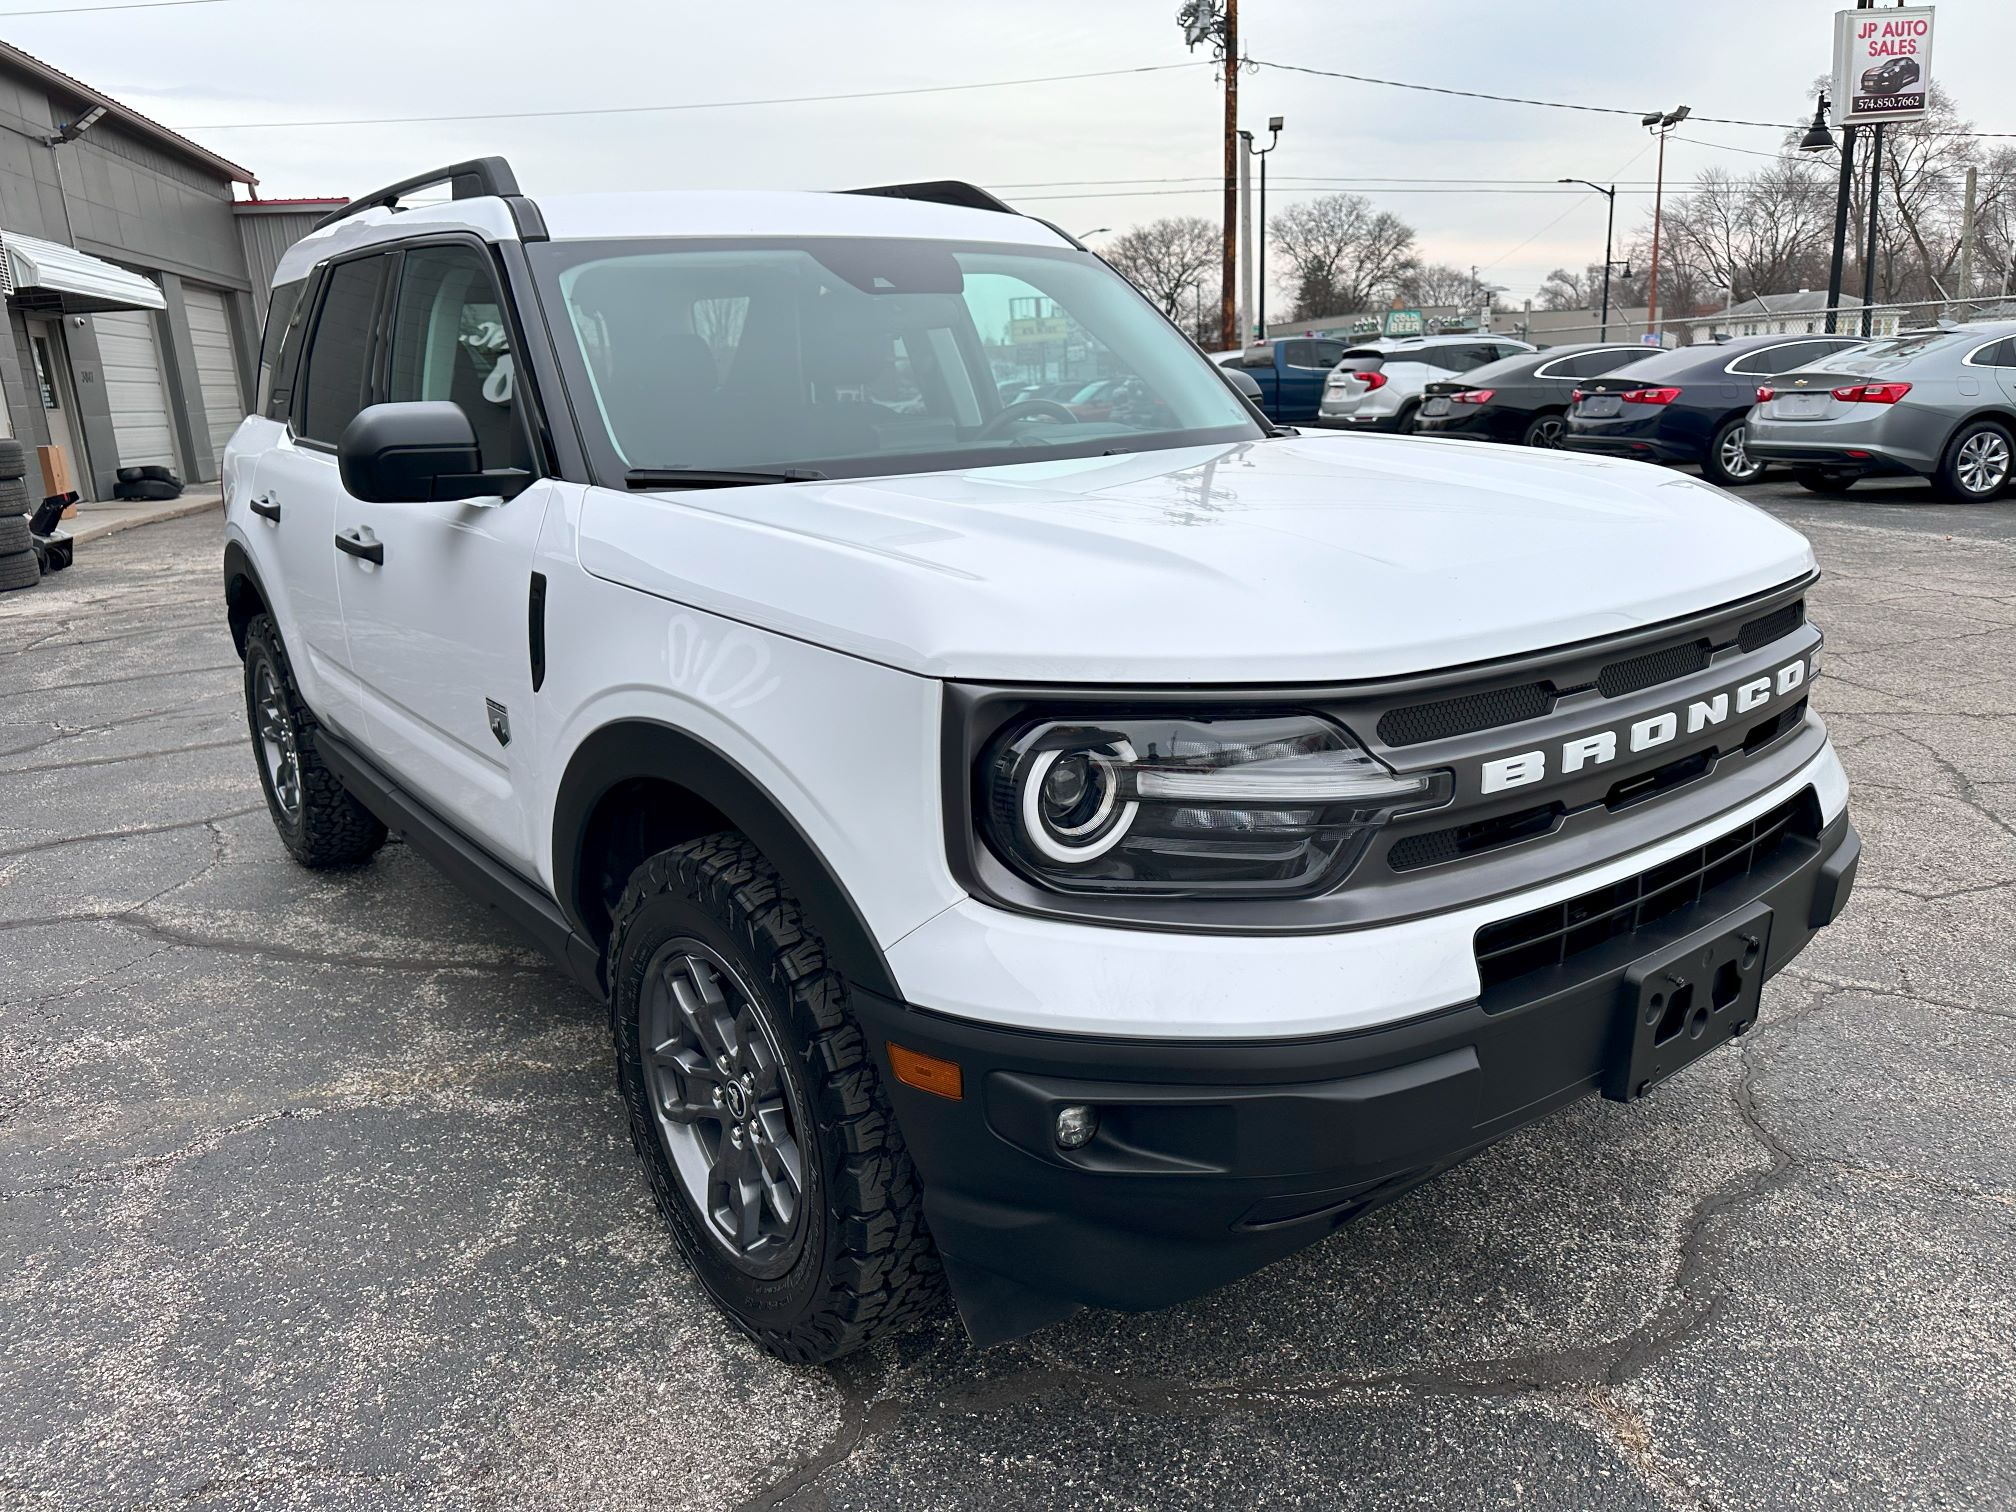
[249,495,281,522]
[333,528,383,565]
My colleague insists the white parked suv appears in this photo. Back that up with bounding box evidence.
[1315,332,1536,433]
[221,158,1860,1363]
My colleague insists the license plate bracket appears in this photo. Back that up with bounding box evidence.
[1422,397,1451,417]
[1580,396,1622,418]
[1603,901,1773,1102]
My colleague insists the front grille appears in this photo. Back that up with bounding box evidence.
[1389,802,1561,871]
[1472,789,1817,993]
[1738,601,1805,652]
[1378,682,1554,747]
[1377,596,1809,750]
[1596,639,1711,697]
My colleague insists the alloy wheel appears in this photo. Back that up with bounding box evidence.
[1529,416,1565,448]
[640,938,807,1275]
[252,656,301,822]
[1719,425,1763,482]
[1956,430,2012,496]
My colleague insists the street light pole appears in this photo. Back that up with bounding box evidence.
[1559,179,1617,340]
[1641,105,1689,346]
[1800,92,1854,335]
[1243,115,1283,341]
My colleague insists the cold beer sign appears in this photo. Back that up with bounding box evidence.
[1832,5,1935,125]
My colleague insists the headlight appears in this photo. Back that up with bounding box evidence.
[979,712,1449,897]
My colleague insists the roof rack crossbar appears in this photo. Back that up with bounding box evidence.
[313,156,523,231]
[842,180,1017,216]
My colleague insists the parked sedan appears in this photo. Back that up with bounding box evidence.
[1314,334,1536,433]
[1561,334,1865,485]
[1745,322,2016,502]
[1414,343,1654,447]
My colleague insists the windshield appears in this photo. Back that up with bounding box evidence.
[530,236,1263,483]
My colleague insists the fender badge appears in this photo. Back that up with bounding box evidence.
[486,699,511,747]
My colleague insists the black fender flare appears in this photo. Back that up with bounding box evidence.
[551,719,902,1001]
[222,539,270,657]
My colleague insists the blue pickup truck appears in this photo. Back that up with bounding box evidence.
[1212,337,1351,424]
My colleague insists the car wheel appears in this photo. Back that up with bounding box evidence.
[1936,419,2014,502]
[1792,468,1857,495]
[0,438,26,482]
[0,548,38,593]
[609,832,942,1363]
[1522,412,1566,449]
[1394,401,1421,436]
[242,614,387,868]
[1704,418,1766,486]
[0,515,29,555]
[0,476,32,515]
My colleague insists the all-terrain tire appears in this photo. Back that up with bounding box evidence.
[0,438,25,481]
[0,476,31,515]
[609,833,943,1363]
[242,613,386,868]
[0,515,29,555]
[0,548,38,592]
[1792,468,1857,495]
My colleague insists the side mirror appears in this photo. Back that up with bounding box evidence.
[337,401,532,504]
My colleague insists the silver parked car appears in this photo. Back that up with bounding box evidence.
[1746,323,2016,501]
[1312,333,1536,434]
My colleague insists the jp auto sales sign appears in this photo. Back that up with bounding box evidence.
[1833,6,1935,125]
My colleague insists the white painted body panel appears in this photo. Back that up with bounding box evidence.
[579,434,1815,683]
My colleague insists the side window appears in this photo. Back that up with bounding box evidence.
[1459,344,1502,370]
[1419,347,1471,373]
[296,256,388,444]
[387,243,532,472]
[1575,348,1650,378]
[256,278,306,419]
[1309,340,1347,369]
[1976,337,2016,368]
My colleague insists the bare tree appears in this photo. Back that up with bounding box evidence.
[1535,267,1591,311]
[1399,262,1502,307]
[1267,194,1419,321]
[1100,217,1220,319]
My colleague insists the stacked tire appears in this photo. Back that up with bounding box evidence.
[0,439,37,594]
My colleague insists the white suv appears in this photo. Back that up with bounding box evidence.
[1315,333,1536,433]
[222,158,1860,1363]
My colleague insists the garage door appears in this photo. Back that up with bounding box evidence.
[94,307,178,470]
[183,285,245,478]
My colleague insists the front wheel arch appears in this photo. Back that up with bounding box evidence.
[552,720,899,1001]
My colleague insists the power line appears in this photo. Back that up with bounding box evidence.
[0,0,231,12]
[173,61,1208,131]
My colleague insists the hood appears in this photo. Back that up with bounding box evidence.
[577,435,1816,683]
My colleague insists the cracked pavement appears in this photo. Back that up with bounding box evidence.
[2,490,2012,1510]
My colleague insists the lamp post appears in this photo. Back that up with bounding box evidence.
[1641,105,1690,346]
[1248,115,1283,339]
[1077,226,1110,240]
[1559,178,1617,339]
[1799,93,1855,335]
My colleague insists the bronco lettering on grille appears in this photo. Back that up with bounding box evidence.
[1479,655,1814,795]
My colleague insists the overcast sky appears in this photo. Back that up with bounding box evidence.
[19,0,2015,304]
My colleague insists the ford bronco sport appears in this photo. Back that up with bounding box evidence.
[221,158,1860,1363]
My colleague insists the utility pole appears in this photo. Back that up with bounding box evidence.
[1642,106,1690,346]
[1238,130,1255,345]
[1957,164,1978,318]
[1178,0,1240,351]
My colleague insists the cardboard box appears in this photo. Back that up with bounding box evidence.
[36,444,75,498]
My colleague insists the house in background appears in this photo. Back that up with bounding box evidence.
[0,39,338,500]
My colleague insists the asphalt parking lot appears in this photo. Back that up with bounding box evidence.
[3,479,2012,1511]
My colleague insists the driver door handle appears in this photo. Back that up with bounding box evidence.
[249,495,281,522]
[334,528,383,565]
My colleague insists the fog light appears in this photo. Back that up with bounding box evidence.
[1054,1104,1098,1150]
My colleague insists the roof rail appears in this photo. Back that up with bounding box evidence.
[313,157,524,231]
[842,180,1017,216]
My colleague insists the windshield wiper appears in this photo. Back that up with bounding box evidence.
[624,466,826,490]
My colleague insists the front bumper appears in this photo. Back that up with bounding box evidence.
[861,791,1858,1343]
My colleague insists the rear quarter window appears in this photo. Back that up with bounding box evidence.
[256,278,307,419]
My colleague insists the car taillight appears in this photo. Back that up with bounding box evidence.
[1831,382,1912,404]
[1452,389,1493,404]
[1621,387,1682,405]
[1356,370,1387,390]
[1570,389,1585,403]
[1756,386,1776,403]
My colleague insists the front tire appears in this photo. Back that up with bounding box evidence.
[1935,419,2014,502]
[242,614,386,868]
[1703,417,1766,486]
[609,833,941,1363]
[1522,411,1566,449]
